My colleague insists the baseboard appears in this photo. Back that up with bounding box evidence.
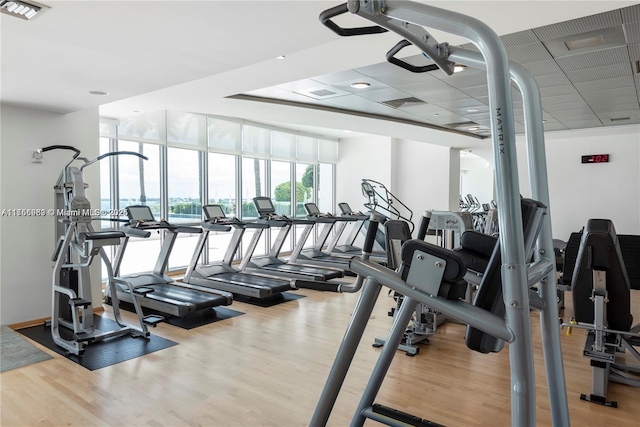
[9,306,106,330]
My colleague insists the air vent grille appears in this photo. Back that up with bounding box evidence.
[309,89,338,97]
[380,97,426,108]
[610,116,630,122]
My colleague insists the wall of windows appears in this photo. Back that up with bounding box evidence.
[99,111,338,274]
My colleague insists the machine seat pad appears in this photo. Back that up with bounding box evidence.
[82,231,126,240]
[401,239,467,283]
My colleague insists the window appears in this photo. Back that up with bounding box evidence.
[103,111,337,274]
[208,152,237,261]
[118,141,161,216]
[208,153,236,213]
[167,147,202,224]
[117,141,161,275]
[271,160,293,252]
[241,157,266,219]
[317,163,334,213]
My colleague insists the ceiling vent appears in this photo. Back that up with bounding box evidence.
[380,97,426,109]
[610,117,630,122]
[294,86,349,100]
[0,0,49,20]
[445,121,479,130]
[543,26,625,58]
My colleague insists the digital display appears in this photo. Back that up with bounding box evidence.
[204,205,226,219]
[127,206,155,221]
[305,203,320,214]
[581,154,610,164]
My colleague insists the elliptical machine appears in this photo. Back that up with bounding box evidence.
[44,145,151,356]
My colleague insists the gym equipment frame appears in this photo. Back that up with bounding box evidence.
[310,2,569,426]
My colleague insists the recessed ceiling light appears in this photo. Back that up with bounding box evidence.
[542,120,547,123]
[276,55,286,60]
[0,0,49,20]
[468,126,480,131]
[350,82,371,89]
[343,130,352,133]
[89,90,109,96]
[453,64,467,73]
[466,108,479,113]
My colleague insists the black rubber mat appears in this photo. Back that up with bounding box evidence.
[233,291,305,307]
[18,315,177,371]
[116,302,244,330]
[166,307,244,330]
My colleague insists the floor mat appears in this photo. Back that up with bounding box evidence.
[117,302,245,330]
[234,292,305,307]
[17,315,177,371]
[1,325,53,373]
[166,307,244,330]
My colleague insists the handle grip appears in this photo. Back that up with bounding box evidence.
[362,215,380,253]
[39,145,81,159]
[96,151,149,162]
[386,39,439,73]
[319,3,387,37]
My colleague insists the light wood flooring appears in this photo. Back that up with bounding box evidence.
[1,285,638,426]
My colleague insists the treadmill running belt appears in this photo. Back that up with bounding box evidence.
[208,273,294,294]
[144,284,229,310]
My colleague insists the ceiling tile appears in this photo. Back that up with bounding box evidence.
[543,122,568,131]
[575,75,636,91]
[596,110,640,120]
[592,104,640,114]
[565,63,632,84]
[534,73,573,88]
[532,10,622,41]
[520,59,564,76]
[629,43,640,62]
[542,93,585,105]
[587,95,640,108]
[431,68,489,88]
[353,87,414,103]
[552,111,599,121]
[397,77,457,93]
[602,117,640,126]
[370,69,444,87]
[560,119,604,129]
[543,100,592,112]
[353,61,400,78]
[311,70,375,86]
[461,85,489,98]
[500,30,540,47]
[276,78,326,92]
[395,103,445,115]
[625,22,640,44]
[622,4,640,24]
[580,85,639,100]
[431,98,486,111]
[539,85,578,97]
[506,42,553,63]
[555,46,629,71]
[419,88,470,103]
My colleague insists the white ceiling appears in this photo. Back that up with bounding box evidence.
[2,1,638,148]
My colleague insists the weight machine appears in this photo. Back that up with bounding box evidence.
[310,2,568,426]
[43,145,150,356]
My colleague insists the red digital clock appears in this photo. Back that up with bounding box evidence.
[581,154,610,164]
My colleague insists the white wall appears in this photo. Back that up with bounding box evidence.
[336,135,392,210]
[516,124,640,240]
[0,104,99,325]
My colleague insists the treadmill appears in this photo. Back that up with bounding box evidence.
[328,203,387,263]
[243,197,345,282]
[108,205,233,318]
[287,203,356,275]
[183,205,298,300]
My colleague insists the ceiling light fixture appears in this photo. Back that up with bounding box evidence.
[468,126,480,131]
[276,55,286,60]
[0,0,49,20]
[89,90,109,96]
[350,82,371,89]
[466,108,479,113]
[453,64,467,73]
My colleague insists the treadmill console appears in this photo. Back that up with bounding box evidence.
[338,202,352,214]
[203,204,227,220]
[126,205,170,229]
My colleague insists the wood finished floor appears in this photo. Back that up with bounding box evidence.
[1,286,638,427]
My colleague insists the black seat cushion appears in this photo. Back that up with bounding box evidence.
[571,219,633,332]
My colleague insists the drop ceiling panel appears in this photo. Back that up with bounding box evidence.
[500,30,540,47]
[419,88,470,103]
[539,85,578,97]
[542,93,585,105]
[555,46,630,71]
[310,70,374,86]
[396,77,457,93]
[370,69,444,87]
[625,22,640,44]
[553,111,599,121]
[520,59,564,76]
[321,95,391,113]
[399,103,447,116]
[353,87,415,103]
[565,63,633,84]
[602,117,640,126]
[431,98,487,111]
[629,43,640,61]
[505,42,553,63]
[534,73,573,87]
[543,122,568,131]
[460,85,489,98]
[593,104,640,115]
[562,119,604,129]
[276,78,330,92]
[622,5,640,23]
[532,10,622,41]
[431,69,490,89]
[354,61,401,78]
[587,95,639,108]
[543,101,592,112]
[580,86,640,100]
[596,110,640,120]
[574,76,635,91]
